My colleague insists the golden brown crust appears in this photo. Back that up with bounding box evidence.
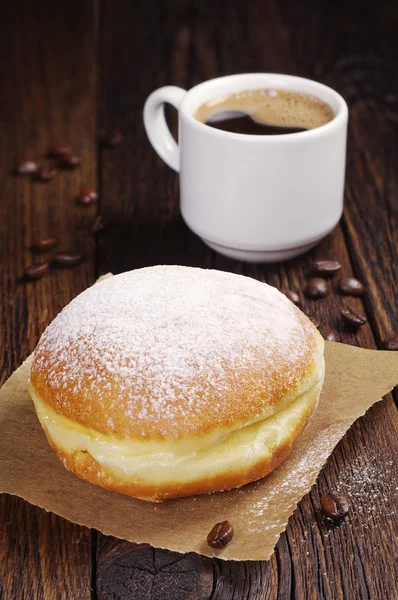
[30,330,318,442]
[29,267,323,442]
[40,384,318,502]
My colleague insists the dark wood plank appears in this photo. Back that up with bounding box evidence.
[0,496,92,600]
[96,0,398,598]
[97,0,211,276]
[0,1,96,598]
[339,2,398,345]
[97,539,214,600]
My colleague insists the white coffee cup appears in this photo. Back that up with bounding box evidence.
[144,73,348,262]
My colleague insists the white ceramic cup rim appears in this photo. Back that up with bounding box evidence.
[180,73,348,141]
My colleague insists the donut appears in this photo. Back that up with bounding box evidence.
[29,266,325,502]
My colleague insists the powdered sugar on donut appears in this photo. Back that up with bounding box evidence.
[31,266,319,439]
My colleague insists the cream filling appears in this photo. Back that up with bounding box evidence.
[31,368,324,485]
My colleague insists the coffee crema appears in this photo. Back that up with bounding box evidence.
[195,88,334,135]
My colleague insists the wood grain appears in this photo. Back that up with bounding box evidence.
[96,0,398,599]
[0,1,96,598]
[96,0,211,276]
[0,496,92,600]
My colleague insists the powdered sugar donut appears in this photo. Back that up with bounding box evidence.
[30,266,325,502]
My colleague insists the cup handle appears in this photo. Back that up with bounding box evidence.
[143,86,186,172]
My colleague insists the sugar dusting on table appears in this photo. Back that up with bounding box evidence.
[32,266,316,437]
[335,452,397,523]
[242,429,397,554]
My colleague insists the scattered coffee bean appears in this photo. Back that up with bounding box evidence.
[92,215,107,233]
[48,145,71,158]
[100,128,123,146]
[54,251,83,267]
[341,305,367,327]
[280,288,301,305]
[304,278,329,299]
[207,520,234,549]
[16,161,38,175]
[320,491,349,520]
[338,277,365,296]
[24,262,50,280]
[59,154,81,168]
[312,260,342,277]
[381,333,398,351]
[35,165,58,182]
[318,326,337,342]
[32,236,58,252]
[308,316,320,328]
[77,188,98,206]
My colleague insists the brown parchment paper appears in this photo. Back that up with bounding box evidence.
[0,285,397,561]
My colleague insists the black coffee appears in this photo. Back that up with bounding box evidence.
[195,88,334,135]
[206,115,306,135]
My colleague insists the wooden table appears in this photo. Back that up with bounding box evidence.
[1,1,397,598]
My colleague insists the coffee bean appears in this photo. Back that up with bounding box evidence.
[54,251,83,267]
[304,278,329,299]
[48,145,71,158]
[381,333,398,351]
[341,305,367,327]
[280,288,301,305]
[77,188,98,206]
[100,128,123,146]
[59,154,81,168]
[312,260,342,276]
[32,236,58,252]
[338,277,365,296]
[24,262,50,280]
[308,316,320,328]
[35,166,58,181]
[16,161,38,175]
[318,326,337,341]
[320,491,349,520]
[207,520,234,548]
